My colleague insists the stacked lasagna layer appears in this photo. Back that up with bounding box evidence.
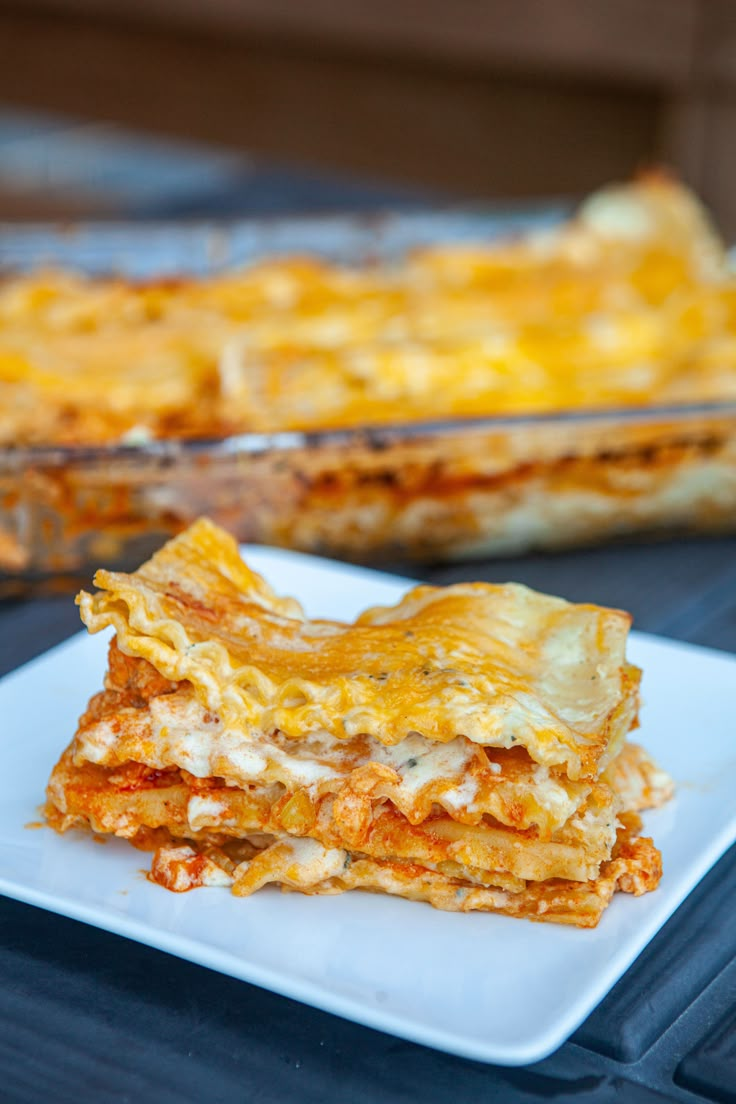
[46,519,672,926]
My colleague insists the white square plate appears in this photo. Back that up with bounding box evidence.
[1,547,735,1066]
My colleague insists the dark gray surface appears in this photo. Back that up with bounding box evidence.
[0,534,735,1104]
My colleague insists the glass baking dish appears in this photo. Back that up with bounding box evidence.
[2,211,736,596]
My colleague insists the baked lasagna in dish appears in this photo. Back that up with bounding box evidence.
[45,519,673,926]
[1,175,733,447]
[4,173,736,583]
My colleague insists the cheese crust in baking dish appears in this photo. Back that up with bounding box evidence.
[45,519,673,926]
[4,175,736,582]
[2,175,734,449]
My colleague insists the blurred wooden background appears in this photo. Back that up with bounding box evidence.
[1,0,736,234]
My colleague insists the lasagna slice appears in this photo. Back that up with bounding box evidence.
[45,519,672,927]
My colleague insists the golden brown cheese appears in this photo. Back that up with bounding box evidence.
[78,519,639,779]
[2,175,734,449]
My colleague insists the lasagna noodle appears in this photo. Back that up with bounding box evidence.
[77,518,640,781]
[217,820,663,928]
[138,826,661,927]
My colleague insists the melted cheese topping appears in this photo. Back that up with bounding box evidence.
[2,176,733,448]
[78,518,639,779]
